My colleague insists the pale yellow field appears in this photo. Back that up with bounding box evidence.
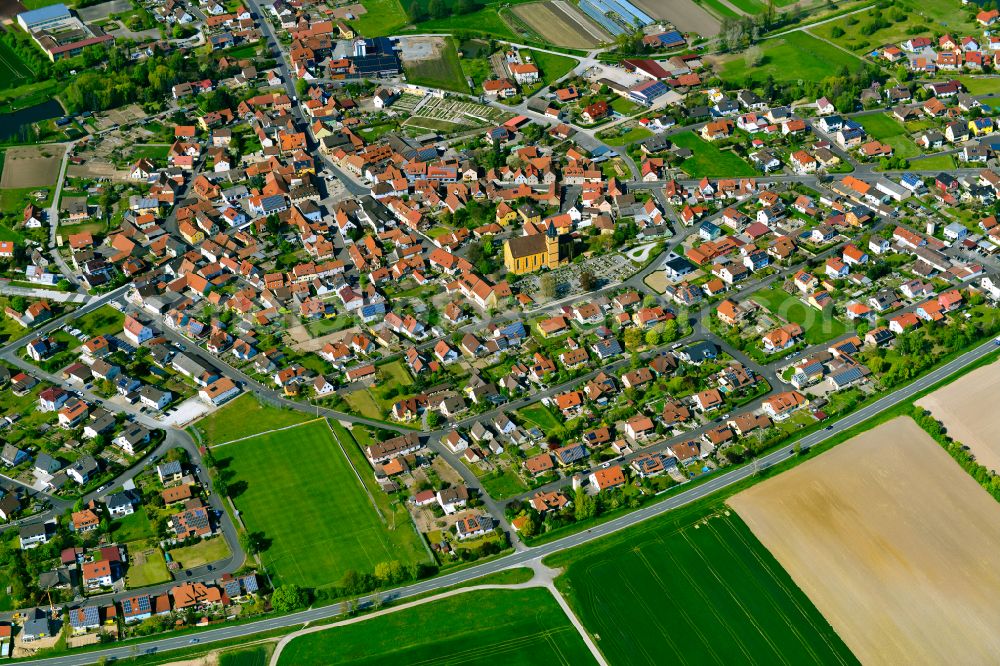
[915,359,1000,473]
[731,416,1000,666]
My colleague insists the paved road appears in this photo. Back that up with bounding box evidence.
[26,335,1000,665]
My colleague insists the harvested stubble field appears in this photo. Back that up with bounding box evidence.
[0,144,64,189]
[731,416,1000,666]
[629,0,721,35]
[509,1,608,48]
[915,359,1000,473]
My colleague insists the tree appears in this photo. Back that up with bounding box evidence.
[539,273,556,299]
[427,0,448,18]
[579,270,596,291]
[645,326,660,347]
[374,560,407,584]
[271,584,308,613]
[427,410,442,429]
[624,327,643,351]
[744,45,764,67]
[574,488,597,521]
[295,77,308,98]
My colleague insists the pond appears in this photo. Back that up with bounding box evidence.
[0,98,64,143]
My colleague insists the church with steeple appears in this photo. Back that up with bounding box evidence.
[503,221,568,274]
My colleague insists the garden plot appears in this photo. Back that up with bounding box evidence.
[391,93,422,114]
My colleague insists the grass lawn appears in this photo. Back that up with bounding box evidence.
[305,315,353,337]
[752,287,849,344]
[220,647,269,666]
[277,588,596,665]
[516,404,561,430]
[169,536,232,569]
[610,96,643,116]
[955,76,1000,96]
[671,130,756,177]
[110,510,154,542]
[547,505,856,666]
[600,125,653,146]
[125,547,171,588]
[196,393,313,445]
[857,113,920,159]
[720,32,864,84]
[129,144,170,161]
[74,305,124,338]
[912,154,955,170]
[478,467,528,499]
[410,8,520,40]
[404,37,469,94]
[856,113,907,141]
[220,420,427,588]
[357,122,399,141]
[344,389,384,420]
[353,0,410,36]
[526,49,577,86]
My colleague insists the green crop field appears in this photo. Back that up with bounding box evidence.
[670,131,756,177]
[694,0,739,18]
[277,587,597,665]
[719,32,864,84]
[219,420,427,588]
[404,38,469,93]
[752,287,849,344]
[196,393,313,444]
[548,506,857,666]
[0,41,33,91]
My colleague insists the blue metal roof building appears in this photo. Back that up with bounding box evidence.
[18,3,71,30]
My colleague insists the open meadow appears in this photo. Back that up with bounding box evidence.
[277,587,597,665]
[400,36,468,94]
[717,32,864,84]
[217,420,428,588]
[547,505,855,666]
[915,359,1000,473]
[670,130,755,177]
[731,416,1000,666]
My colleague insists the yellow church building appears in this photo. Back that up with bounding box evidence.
[503,222,567,274]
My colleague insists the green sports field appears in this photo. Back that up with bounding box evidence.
[195,393,312,444]
[548,507,857,666]
[277,587,598,665]
[219,420,427,588]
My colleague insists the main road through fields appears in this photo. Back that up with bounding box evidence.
[29,338,1000,665]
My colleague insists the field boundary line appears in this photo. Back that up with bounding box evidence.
[325,419,387,524]
[211,418,324,448]
[541,583,609,666]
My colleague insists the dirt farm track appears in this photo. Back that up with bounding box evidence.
[915,359,1000,474]
[730,416,1000,666]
